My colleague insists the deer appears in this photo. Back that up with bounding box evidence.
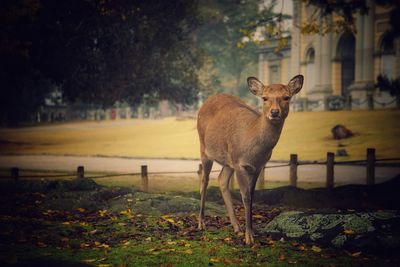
[197,75,303,245]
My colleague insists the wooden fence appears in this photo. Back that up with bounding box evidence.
[4,148,400,192]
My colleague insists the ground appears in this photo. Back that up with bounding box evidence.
[0,110,399,161]
[1,178,399,266]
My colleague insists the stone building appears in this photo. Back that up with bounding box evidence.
[258,0,399,110]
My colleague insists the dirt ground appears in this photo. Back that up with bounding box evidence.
[1,155,399,185]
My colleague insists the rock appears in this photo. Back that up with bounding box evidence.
[331,124,353,140]
[259,210,400,252]
[122,192,225,216]
[336,149,348,157]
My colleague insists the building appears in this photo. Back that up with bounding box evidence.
[258,0,399,110]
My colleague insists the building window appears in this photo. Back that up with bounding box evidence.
[380,33,396,79]
[269,65,280,84]
[305,47,315,93]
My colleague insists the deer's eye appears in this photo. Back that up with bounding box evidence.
[262,97,269,102]
[283,96,290,101]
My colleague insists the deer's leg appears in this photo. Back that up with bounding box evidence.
[198,158,213,230]
[218,166,240,233]
[235,167,259,245]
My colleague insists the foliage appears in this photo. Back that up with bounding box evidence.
[0,0,203,125]
[302,0,400,37]
[196,0,264,96]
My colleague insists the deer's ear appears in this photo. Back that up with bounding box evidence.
[288,75,304,96]
[247,77,264,96]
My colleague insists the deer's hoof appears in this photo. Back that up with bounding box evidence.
[198,220,206,231]
[232,223,241,233]
[245,230,255,245]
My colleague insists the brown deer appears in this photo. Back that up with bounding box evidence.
[197,75,303,245]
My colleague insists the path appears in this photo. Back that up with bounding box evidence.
[0,155,399,185]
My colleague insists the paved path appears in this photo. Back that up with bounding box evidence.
[0,155,399,185]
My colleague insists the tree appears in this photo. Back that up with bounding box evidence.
[0,0,203,125]
[196,0,264,96]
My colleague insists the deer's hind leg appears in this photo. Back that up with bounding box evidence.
[198,156,213,230]
[218,166,240,233]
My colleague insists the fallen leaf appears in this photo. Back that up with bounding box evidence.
[98,210,107,217]
[278,254,285,261]
[253,214,263,219]
[82,259,96,263]
[210,258,220,263]
[145,237,152,241]
[77,208,86,213]
[344,229,356,235]
[183,249,193,254]
[311,245,322,253]
[351,252,362,257]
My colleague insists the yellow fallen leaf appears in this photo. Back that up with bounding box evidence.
[100,244,110,249]
[166,241,177,245]
[98,210,107,217]
[94,241,101,246]
[311,245,322,253]
[344,229,356,235]
[77,208,86,213]
[120,209,132,215]
[98,264,110,267]
[184,249,193,254]
[351,251,362,257]
[145,237,152,241]
[62,221,71,225]
[82,259,96,263]
[210,258,220,263]
[253,214,263,219]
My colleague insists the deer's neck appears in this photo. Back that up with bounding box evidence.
[255,116,284,149]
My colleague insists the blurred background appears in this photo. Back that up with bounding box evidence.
[0,0,399,189]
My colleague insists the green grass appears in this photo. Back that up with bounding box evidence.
[0,210,368,266]
[0,109,399,161]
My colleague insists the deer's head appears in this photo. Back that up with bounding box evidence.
[247,75,303,123]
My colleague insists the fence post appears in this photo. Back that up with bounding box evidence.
[366,148,375,185]
[367,95,374,110]
[77,166,84,179]
[256,167,265,190]
[290,154,298,187]
[11,167,19,181]
[141,165,148,192]
[326,152,335,189]
[197,164,203,188]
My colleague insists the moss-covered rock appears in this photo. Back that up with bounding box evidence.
[260,210,400,252]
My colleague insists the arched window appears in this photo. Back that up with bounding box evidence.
[305,47,315,93]
[380,33,396,79]
[336,33,355,97]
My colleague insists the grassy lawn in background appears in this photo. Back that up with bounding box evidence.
[0,109,399,161]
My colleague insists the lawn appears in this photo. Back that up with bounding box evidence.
[1,179,392,267]
[0,109,399,161]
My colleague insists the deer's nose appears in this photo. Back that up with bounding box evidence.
[270,109,280,117]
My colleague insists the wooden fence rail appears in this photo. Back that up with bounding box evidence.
[5,148,399,192]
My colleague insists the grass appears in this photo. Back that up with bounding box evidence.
[0,204,371,266]
[0,109,399,161]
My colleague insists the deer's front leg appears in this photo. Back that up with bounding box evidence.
[235,166,258,245]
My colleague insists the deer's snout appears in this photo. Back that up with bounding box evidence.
[270,109,280,118]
